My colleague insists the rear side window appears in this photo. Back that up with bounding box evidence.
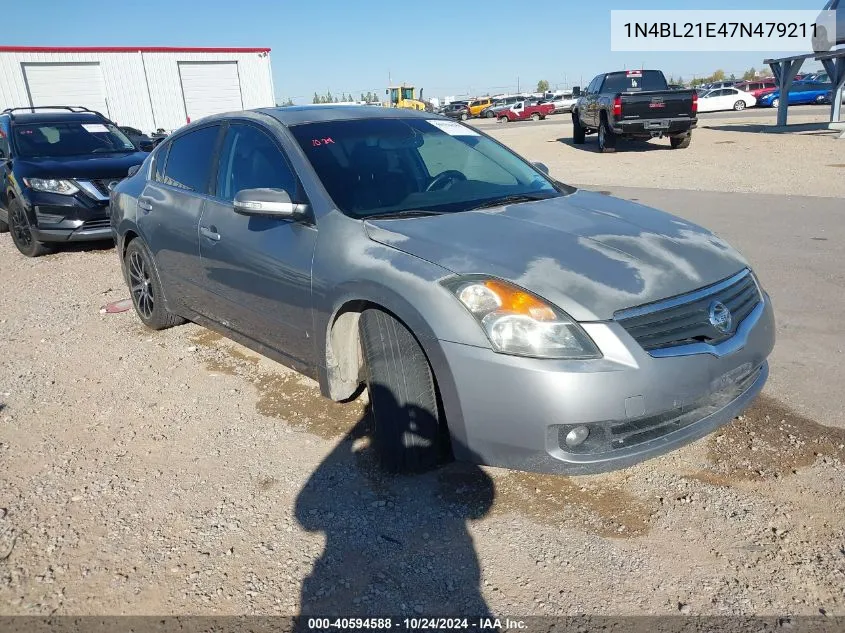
[161,125,220,193]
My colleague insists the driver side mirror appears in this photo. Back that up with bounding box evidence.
[233,188,308,219]
[532,162,550,175]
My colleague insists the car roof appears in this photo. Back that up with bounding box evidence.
[256,105,436,126]
[3,111,106,124]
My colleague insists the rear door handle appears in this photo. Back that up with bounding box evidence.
[200,226,221,241]
[138,199,153,212]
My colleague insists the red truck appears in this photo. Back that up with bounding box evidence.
[497,100,555,122]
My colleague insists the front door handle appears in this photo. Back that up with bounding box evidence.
[200,226,221,241]
[138,198,153,212]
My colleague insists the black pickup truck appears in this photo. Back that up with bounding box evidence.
[572,70,697,152]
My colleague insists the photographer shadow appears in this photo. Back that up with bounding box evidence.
[295,385,495,618]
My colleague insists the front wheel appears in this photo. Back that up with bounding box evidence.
[8,198,51,257]
[498,116,508,123]
[572,112,586,144]
[124,239,186,330]
[733,100,746,111]
[771,97,780,109]
[460,112,468,120]
[359,309,447,473]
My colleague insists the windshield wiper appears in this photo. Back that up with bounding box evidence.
[367,209,446,220]
[91,148,136,154]
[467,193,552,211]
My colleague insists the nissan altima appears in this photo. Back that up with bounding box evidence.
[110,106,775,474]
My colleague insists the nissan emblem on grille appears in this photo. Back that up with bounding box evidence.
[708,301,732,334]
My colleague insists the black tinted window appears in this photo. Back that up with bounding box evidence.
[153,144,169,183]
[215,123,296,202]
[161,125,220,192]
[602,71,667,92]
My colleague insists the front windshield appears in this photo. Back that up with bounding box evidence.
[289,117,561,218]
[13,121,136,158]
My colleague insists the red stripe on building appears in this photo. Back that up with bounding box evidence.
[0,46,270,54]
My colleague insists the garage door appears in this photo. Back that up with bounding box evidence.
[23,63,110,115]
[179,62,243,123]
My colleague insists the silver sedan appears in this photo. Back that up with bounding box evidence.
[110,106,775,474]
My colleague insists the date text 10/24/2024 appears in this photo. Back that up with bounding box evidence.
[306,618,527,630]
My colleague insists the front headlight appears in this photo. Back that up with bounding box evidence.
[23,178,79,195]
[444,277,601,359]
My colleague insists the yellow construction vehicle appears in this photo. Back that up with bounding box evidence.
[386,85,431,111]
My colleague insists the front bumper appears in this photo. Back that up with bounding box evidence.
[440,294,775,475]
[613,117,697,136]
[25,190,114,243]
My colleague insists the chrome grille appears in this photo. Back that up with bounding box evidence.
[615,269,761,352]
[81,218,111,230]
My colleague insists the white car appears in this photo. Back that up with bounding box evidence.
[549,94,578,113]
[697,87,757,112]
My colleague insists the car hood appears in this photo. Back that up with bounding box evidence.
[363,189,748,321]
[14,152,148,180]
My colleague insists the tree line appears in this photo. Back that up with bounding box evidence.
[311,91,381,104]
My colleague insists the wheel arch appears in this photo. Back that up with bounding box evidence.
[318,287,471,456]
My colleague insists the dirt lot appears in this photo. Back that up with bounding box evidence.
[475,108,845,198]
[1,118,844,618]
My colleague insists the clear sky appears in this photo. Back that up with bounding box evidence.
[6,0,827,103]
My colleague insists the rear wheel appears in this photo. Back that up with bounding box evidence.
[460,112,468,120]
[8,198,51,257]
[485,110,495,118]
[124,239,185,330]
[771,97,780,109]
[670,133,692,149]
[531,112,541,121]
[498,116,508,123]
[572,111,586,144]
[359,309,446,473]
[733,100,746,111]
[597,116,616,153]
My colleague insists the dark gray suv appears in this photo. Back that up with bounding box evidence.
[111,106,774,475]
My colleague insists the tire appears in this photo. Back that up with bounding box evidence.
[815,95,826,105]
[460,112,468,121]
[733,100,746,111]
[359,309,446,473]
[498,116,508,123]
[670,133,692,149]
[485,110,495,118]
[572,111,586,144]
[597,116,616,153]
[124,238,185,330]
[8,198,51,257]
[531,113,540,121]
[771,98,780,109]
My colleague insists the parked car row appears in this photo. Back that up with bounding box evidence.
[0,100,775,477]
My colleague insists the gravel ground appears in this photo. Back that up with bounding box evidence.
[477,110,845,198]
[1,123,844,617]
[1,241,844,617]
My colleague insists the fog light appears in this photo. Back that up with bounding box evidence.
[34,208,67,224]
[565,425,590,447]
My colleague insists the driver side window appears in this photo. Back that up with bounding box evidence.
[215,123,296,203]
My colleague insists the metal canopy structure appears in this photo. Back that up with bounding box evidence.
[764,49,845,129]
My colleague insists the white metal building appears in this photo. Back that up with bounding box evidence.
[0,46,275,132]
